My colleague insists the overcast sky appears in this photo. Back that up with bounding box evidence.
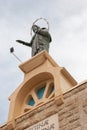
[0,0,87,125]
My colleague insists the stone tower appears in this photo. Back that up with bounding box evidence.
[1,51,87,130]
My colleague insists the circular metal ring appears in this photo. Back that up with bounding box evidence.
[30,18,49,36]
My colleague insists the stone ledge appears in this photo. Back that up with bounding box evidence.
[63,81,87,99]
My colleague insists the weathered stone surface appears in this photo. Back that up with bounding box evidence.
[1,82,87,130]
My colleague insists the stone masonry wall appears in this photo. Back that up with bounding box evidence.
[59,82,87,130]
[0,81,87,130]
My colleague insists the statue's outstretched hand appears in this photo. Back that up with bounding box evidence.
[16,40,25,44]
[16,40,31,47]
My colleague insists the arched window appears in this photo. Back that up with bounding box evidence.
[26,80,54,109]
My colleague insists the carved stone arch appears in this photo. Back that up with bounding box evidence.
[13,72,54,118]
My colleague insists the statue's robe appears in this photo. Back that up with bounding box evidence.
[30,28,52,56]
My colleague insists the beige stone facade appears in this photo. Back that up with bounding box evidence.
[0,51,87,130]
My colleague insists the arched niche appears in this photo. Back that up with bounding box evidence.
[14,72,54,118]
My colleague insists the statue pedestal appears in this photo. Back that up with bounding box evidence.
[8,50,77,124]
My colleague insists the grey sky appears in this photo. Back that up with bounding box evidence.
[0,0,87,125]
